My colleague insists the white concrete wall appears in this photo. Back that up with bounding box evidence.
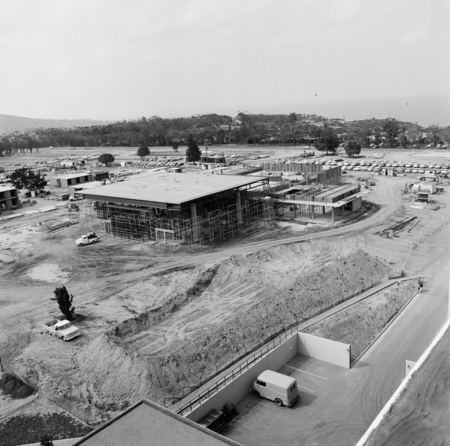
[298,333,350,369]
[185,334,298,422]
[352,197,362,211]
[182,332,350,423]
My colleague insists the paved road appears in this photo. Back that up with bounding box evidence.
[299,254,450,446]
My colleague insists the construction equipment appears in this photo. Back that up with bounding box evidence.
[68,202,79,212]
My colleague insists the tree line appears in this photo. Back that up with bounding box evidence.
[0,113,448,157]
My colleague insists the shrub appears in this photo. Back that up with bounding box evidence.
[0,373,34,399]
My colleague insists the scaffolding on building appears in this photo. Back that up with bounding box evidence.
[82,197,270,246]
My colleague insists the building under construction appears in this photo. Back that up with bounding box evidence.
[82,172,271,244]
[260,163,342,186]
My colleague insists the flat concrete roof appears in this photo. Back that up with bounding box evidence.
[271,190,369,208]
[58,172,93,180]
[83,172,267,206]
[71,181,104,191]
[314,184,360,201]
[73,399,242,446]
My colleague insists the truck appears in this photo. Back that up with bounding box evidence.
[251,370,299,407]
[75,232,98,246]
[43,319,81,341]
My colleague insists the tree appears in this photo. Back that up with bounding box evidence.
[399,134,408,148]
[9,167,47,192]
[136,146,150,159]
[345,141,361,158]
[383,119,400,147]
[50,286,75,321]
[98,153,115,166]
[172,142,179,152]
[314,128,339,154]
[185,135,201,162]
[427,125,442,146]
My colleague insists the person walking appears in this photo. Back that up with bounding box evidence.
[418,277,423,293]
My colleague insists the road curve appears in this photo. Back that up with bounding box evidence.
[147,178,403,274]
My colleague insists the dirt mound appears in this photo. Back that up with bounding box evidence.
[140,249,392,398]
[0,373,33,399]
[76,245,392,408]
[305,281,416,362]
[76,335,153,410]
[110,265,219,340]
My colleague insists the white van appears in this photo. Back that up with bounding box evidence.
[251,370,299,407]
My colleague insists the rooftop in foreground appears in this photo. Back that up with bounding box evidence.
[73,399,242,446]
[82,172,267,206]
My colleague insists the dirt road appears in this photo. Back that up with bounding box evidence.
[137,176,402,276]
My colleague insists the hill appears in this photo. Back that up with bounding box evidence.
[0,112,447,155]
[0,113,114,133]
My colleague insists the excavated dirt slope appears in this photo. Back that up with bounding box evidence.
[365,324,450,446]
[73,242,392,412]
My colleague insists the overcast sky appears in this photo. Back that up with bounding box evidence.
[1,0,449,126]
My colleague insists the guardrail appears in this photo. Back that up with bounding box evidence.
[176,323,299,417]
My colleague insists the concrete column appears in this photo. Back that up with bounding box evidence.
[311,204,315,220]
[331,208,335,224]
[190,203,200,242]
[236,190,243,225]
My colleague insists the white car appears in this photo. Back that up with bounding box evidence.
[75,232,98,246]
[43,319,81,341]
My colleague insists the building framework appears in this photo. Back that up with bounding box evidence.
[82,173,272,245]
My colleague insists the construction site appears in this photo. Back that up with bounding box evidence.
[1,145,450,446]
[76,164,370,246]
[83,173,273,244]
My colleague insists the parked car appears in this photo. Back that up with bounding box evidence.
[43,319,81,341]
[75,232,98,246]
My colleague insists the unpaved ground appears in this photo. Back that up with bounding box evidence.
[1,147,450,432]
[0,395,92,446]
[365,318,450,446]
[305,281,416,362]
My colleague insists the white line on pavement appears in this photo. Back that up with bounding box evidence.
[298,385,315,393]
[284,365,328,380]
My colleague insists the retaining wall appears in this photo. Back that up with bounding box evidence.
[185,333,298,422]
[184,332,351,422]
[298,333,350,369]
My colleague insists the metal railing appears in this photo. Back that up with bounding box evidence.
[176,323,300,417]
